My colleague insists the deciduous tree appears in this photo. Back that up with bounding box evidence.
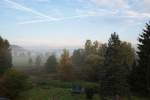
[58,49,73,81]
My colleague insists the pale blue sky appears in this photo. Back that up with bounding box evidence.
[0,0,150,48]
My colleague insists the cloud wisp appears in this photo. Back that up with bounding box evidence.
[3,0,56,20]
[4,0,150,25]
[18,14,97,24]
[89,0,129,9]
[18,10,150,25]
[18,7,119,24]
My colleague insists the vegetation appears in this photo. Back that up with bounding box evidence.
[129,22,150,96]
[0,21,150,100]
[100,33,132,100]
[0,36,12,74]
[58,49,73,81]
[0,69,30,99]
[45,54,57,73]
[0,36,30,99]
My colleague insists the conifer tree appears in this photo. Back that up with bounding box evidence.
[133,22,150,96]
[0,36,12,75]
[100,33,130,100]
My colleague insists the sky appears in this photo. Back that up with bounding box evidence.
[0,0,150,48]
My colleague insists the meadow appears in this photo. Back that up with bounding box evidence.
[15,68,148,100]
[16,68,100,100]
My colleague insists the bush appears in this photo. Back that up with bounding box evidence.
[0,69,30,99]
[81,82,99,100]
[85,88,94,99]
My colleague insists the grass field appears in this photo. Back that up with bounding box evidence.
[17,79,100,100]
[17,80,148,100]
[15,68,149,100]
[18,87,100,100]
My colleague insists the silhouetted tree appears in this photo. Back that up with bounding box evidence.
[131,22,150,96]
[0,36,12,75]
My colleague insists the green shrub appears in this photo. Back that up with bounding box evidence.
[85,88,94,99]
[0,69,30,99]
[81,82,99,99]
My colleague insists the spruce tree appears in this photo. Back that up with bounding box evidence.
[135,22,150,96]
[100,32,130,100]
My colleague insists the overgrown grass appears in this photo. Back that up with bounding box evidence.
[16,70,149,100]
[17,86,100,100]
[17,79,149,100]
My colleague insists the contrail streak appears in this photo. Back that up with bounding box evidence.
[4,0,56,20]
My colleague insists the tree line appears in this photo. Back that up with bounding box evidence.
[0,21,150,99]
[45,22,150,99]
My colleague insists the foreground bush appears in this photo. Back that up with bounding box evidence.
[83,83,99,99]
[0,69,30,99]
